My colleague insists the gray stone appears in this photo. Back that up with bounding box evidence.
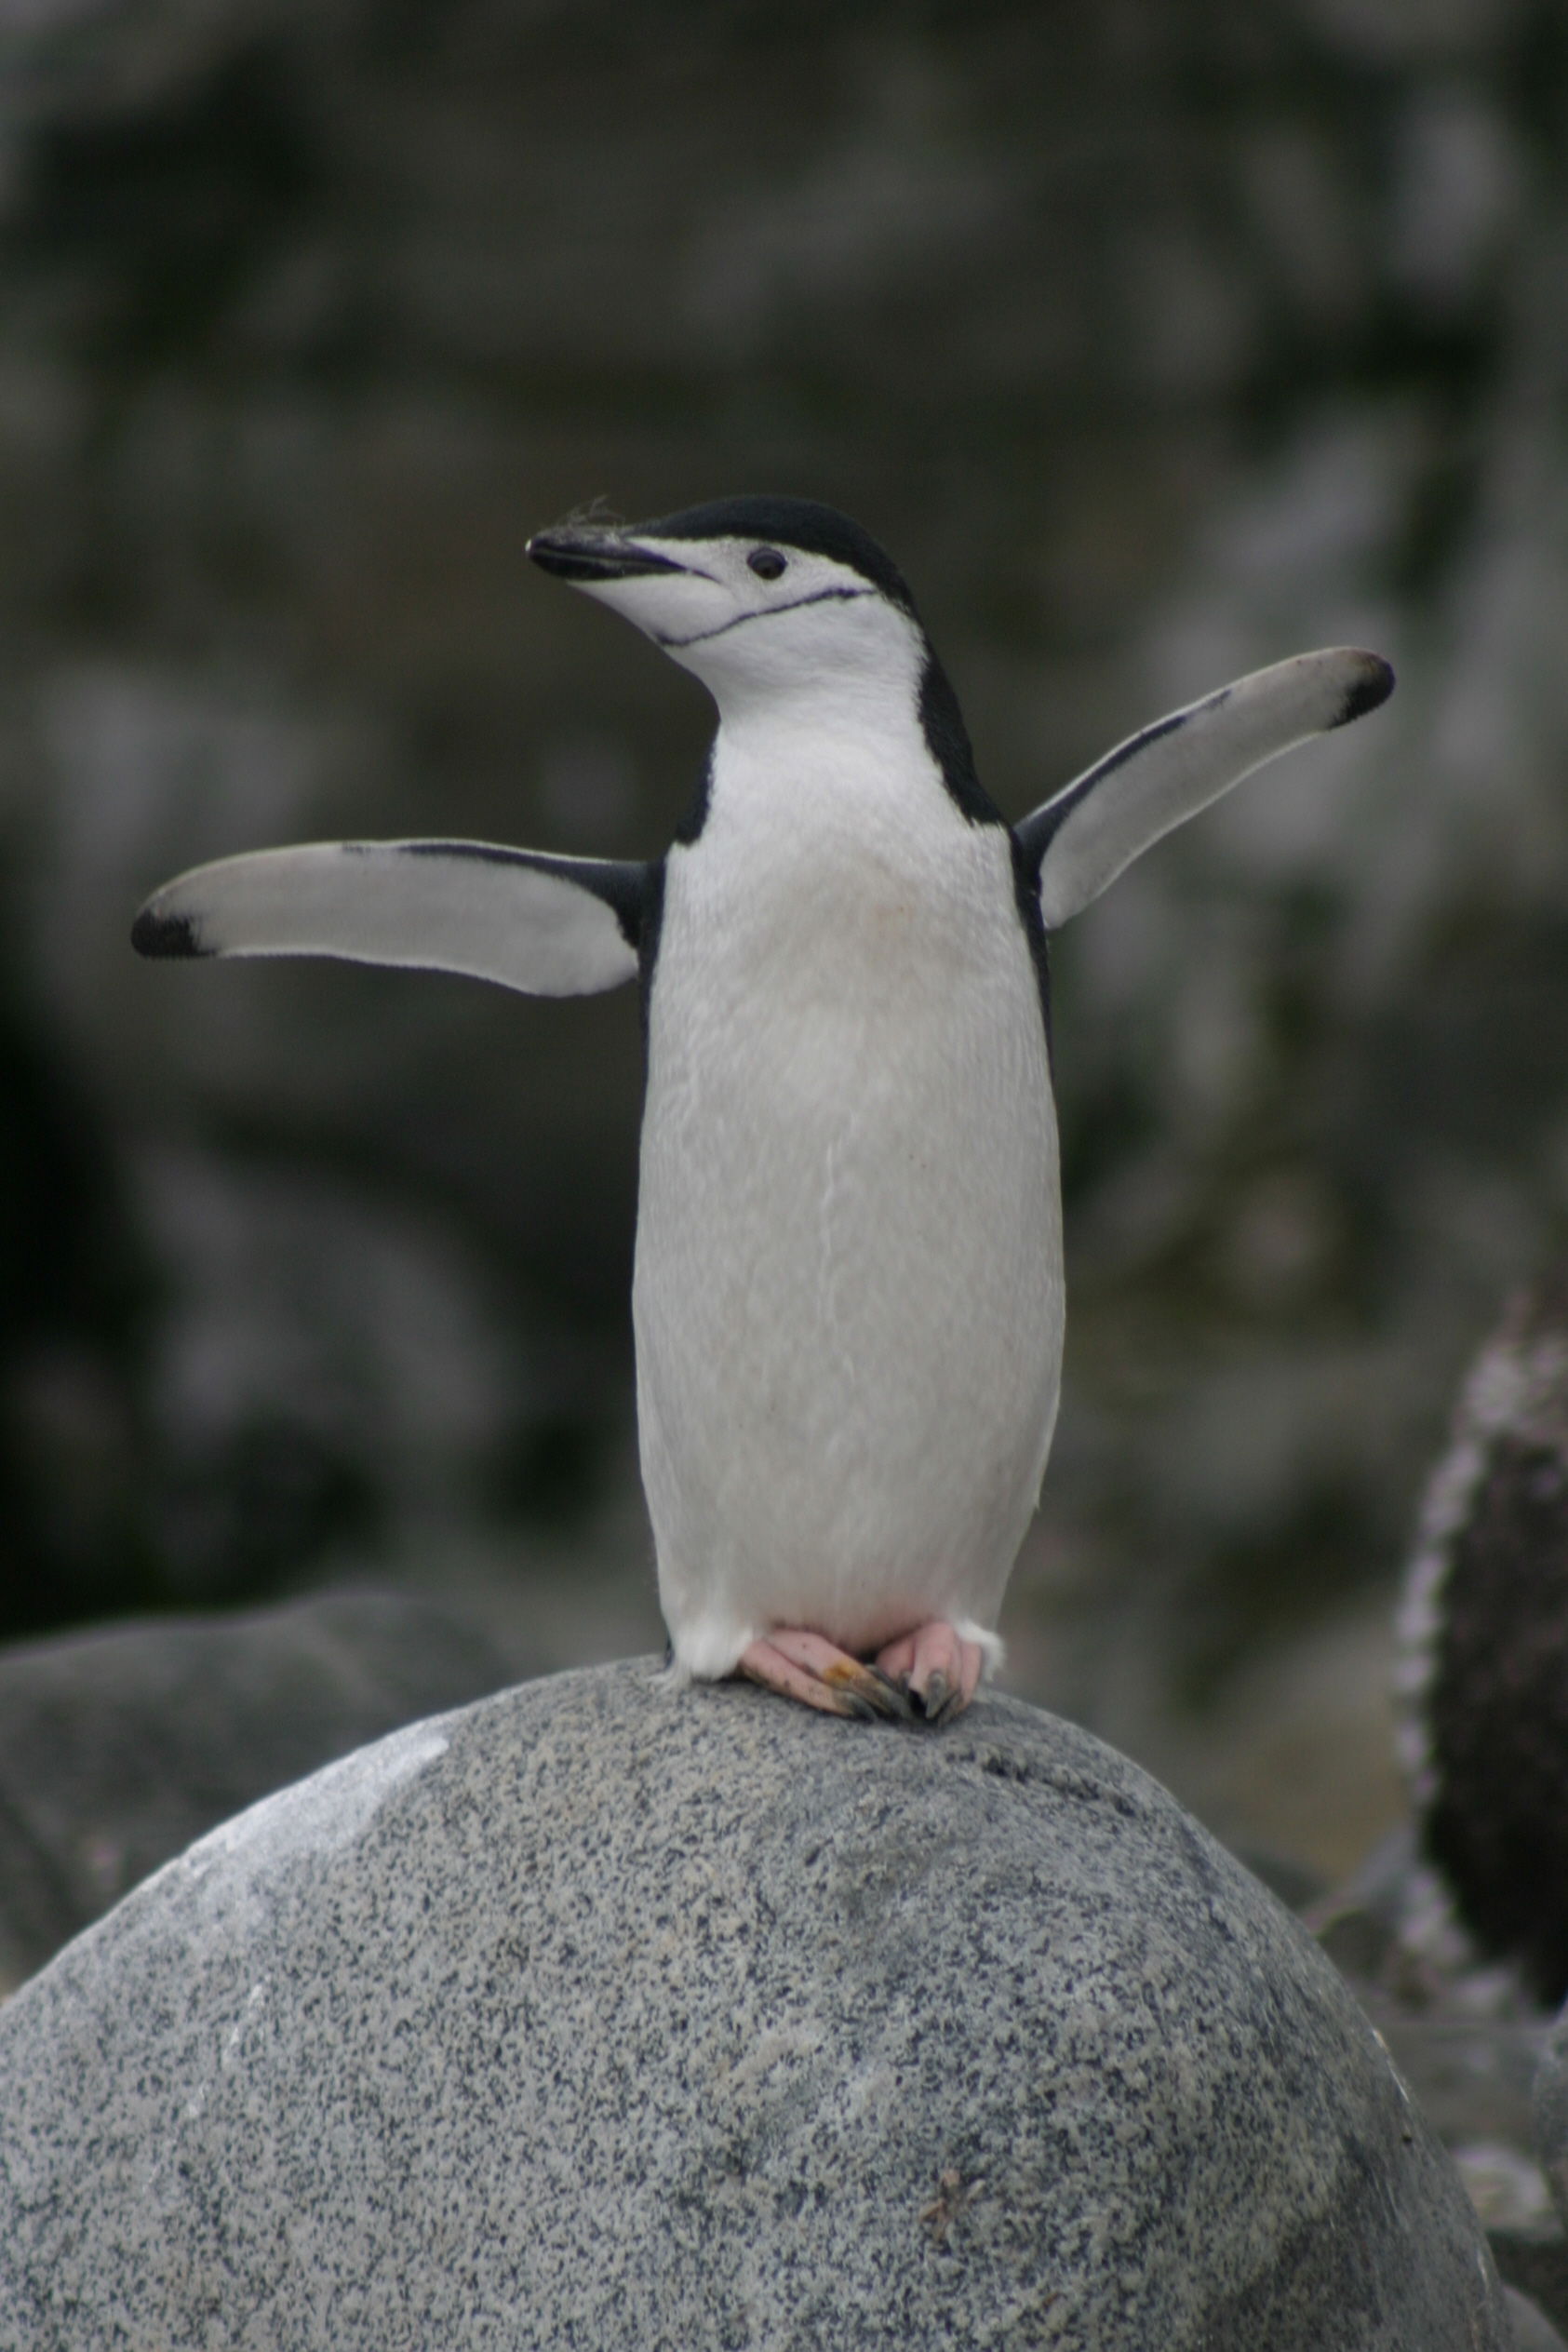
[0,1586,523,1992]
[0,1660,1508,2349]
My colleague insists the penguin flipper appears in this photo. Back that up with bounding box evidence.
[131,840,647,996]
[1016,648,1394,930]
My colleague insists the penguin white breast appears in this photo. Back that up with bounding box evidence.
[635,717,1062,1679]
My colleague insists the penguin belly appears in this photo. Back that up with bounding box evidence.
[634,822,1062,1681]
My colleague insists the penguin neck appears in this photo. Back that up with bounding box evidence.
[716,656,921,757]
[690,616,998,848]
[702,669,953,853]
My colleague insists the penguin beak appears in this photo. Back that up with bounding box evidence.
[527,526,691,585]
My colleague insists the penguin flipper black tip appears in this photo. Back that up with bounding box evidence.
[1022,645,1399,930]
[1333,653,1396,727]
[131,906,208,959]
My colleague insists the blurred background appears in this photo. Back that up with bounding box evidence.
[3,0,1567,1886]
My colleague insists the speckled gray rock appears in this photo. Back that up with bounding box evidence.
[0,1586,523,1991]
[0,1661,1508,2350]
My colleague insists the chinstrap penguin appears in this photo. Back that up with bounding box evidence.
[133,494,1393,1726]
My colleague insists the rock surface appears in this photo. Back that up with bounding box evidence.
[0,1660,1508,2349]
[0,1586,524,1992]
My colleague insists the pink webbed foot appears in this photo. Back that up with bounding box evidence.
[736,1628,914,1723]
[875,1621,985,1726]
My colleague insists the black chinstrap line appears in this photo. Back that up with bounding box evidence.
[654,585,873,651]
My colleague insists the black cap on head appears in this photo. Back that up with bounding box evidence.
[637,496,918,616]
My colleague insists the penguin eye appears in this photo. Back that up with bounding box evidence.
[747,546,787,581]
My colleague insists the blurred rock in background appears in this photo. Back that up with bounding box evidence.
[0,1583,533,1995]
[1393,1258,1568,2010]
[1,0,1567,1885]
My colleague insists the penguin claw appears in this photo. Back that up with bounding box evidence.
[875,1621,985,1726]
[918,1669,952,1722]
[736,1630,915,1722]
[730,1620,985,1727]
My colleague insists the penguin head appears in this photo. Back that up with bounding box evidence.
[527,496,927,716]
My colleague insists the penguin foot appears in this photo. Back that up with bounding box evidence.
[875,1622,985,1726]
[736,1629,914,1722]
